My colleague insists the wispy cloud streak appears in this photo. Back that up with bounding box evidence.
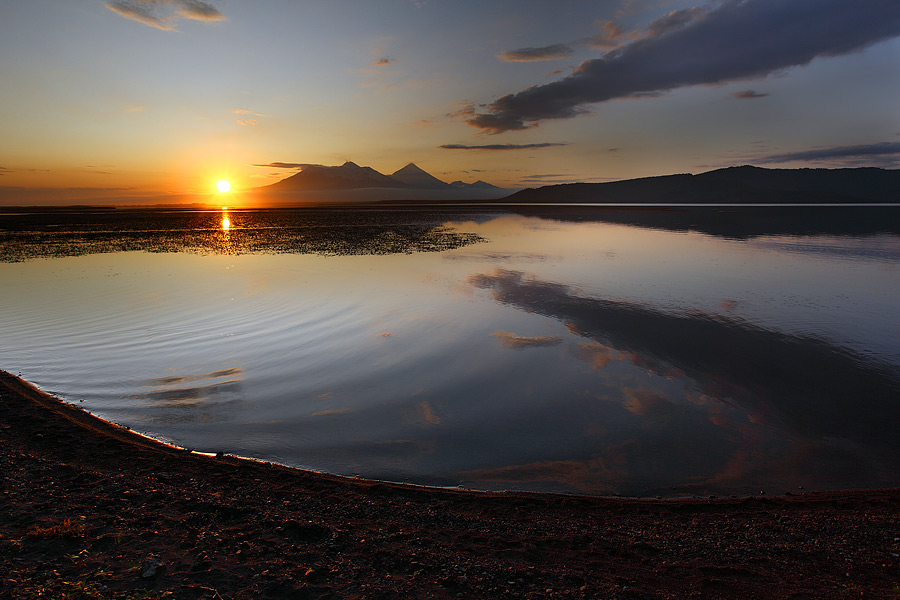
[252,162,321,169]
[733,90,768,99]
[469,0,900,133]
[498,44,574,62]
[440,143,566,151]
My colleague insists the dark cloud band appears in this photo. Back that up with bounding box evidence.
[469,0,900,133]
[761,141,900,164]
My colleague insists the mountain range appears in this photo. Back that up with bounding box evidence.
[257,162,509,203]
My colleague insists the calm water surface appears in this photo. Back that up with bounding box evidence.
[1,206,899,496]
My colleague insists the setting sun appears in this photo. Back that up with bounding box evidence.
[216,180,231,193]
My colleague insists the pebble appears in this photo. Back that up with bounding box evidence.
[141,556,164,579]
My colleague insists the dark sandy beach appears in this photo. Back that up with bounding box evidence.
[2,370,899,599]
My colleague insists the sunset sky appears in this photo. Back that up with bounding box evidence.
[1,0,899,205]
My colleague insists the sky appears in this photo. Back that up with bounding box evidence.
[0,0,899,205]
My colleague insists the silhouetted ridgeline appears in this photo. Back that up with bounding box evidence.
[507,166,900,204]
[259,161,509,203]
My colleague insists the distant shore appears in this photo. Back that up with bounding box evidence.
[2,370,899,599]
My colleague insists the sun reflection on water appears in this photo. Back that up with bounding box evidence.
[221,208,230,231]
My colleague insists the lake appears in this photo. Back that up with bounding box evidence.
[1,205,898,497]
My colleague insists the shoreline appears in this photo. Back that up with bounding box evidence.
[3,369,900,598]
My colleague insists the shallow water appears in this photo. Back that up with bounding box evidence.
[1,206,899,496]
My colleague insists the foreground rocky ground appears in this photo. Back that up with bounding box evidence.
[2,370,899,599]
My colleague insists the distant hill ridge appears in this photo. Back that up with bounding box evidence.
[508,166,900,204]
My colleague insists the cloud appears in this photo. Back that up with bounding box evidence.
[440,143,567,151]
[644,6,706,38]
[759,141,900,166]
[468,0,900,133]
[251,162,321,169]
[546,66,566,78]
[586,8,703,49]
[234,109,265,126]
[311,408,355,417]
[520,173,569,180]
[84,166,116,175]
[519,173,618,184]
[371,56,394,67]
[106,0,225,31]
[491,330,563,349]
[497,44,575,62]
[446,103,476,119]
[733,89,768,99]
[584,20,636,49]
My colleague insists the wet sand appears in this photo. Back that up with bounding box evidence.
[2,370,899,599]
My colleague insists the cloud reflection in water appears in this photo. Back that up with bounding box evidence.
[466,269,900,495]
[134,367,244,415]
[491,330,563,349]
